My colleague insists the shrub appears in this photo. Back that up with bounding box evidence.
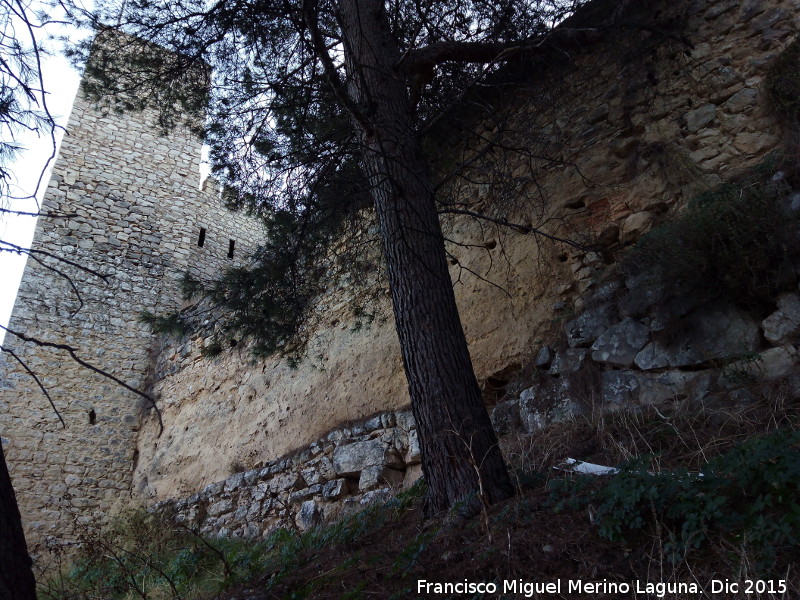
[622,173,799,310]
[549,428,800,573]
[766,37,800,125]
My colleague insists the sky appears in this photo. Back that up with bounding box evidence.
[0,19,84,344]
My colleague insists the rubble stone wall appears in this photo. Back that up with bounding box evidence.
[157,410,422,537]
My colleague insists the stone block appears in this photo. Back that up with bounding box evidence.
[358,465,404,492]
[490,398,521,436]
[403,464,423,489]
[268,472,302,495]
[405,429,421,465]
[288,484,322,505]
[360,488,392,507]
[549,348,589,375]
[296,500,320,531]
[565,305,616,348]
[620,211,655,244]
[591,318,650,367]
[224,472,245,492]
[534,346,553,368]
[207,497,234,517]
[395,410,416,432]
[685,104,716,132]
[602,369,714,408]
[724,88,757,112]
[720,346,798,387]
[333,439,402,477]
[322,478,349,501]
[635,305,759,370]
[762,293,800,345]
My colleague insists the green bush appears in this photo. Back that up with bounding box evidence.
[549,429,800,572]
[766,37,800,124]
[622,175,798,309]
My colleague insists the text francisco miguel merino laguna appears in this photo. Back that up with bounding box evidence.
[416,578,777,597]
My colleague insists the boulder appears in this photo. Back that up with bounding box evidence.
[333,439,403,477]
[549,348,589,375]
[635,305,760,370]
[491,398,521,435]
[358,465,404,492]
[591,318,650,367]
[565,304,616,348]
[296,500,320,531]
[762,293,800,345]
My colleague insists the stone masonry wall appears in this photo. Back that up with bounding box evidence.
[157,409,422,537]
[132,0,800,503]
[0,40,262,549]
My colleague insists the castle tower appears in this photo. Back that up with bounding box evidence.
[0,33,261,550]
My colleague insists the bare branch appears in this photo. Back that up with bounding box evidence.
[1,325,164,436]
[0,345,65,428]
[438,207,590,250]
[399,27,603,76]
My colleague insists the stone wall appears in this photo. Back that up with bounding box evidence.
[131,0,799,502]
[156,409,422,537]
[0,36,262,548]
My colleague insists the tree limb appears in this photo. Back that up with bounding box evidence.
[438,208,590,250]
[1,325,163,436]
[0,345,65,428]
[398,27,603,75]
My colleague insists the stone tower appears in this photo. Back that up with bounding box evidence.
[0,33,261,550]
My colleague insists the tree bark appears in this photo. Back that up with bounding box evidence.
[0,440,38,600]
[335,0,514,515]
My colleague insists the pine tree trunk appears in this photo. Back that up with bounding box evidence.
[337,0,514,515]
[0,441,38,599]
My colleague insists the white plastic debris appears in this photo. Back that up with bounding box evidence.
[555,458,620,476]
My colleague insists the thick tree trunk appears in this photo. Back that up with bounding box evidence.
[0,440,38,599]
[336,0,514,515]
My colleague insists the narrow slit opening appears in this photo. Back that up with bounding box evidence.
[198,227,206,247]
[228,239,235,258]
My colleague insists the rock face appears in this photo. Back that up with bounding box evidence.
[634,306,760,370]
[762,293,800,344]
[591,318,650,367]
